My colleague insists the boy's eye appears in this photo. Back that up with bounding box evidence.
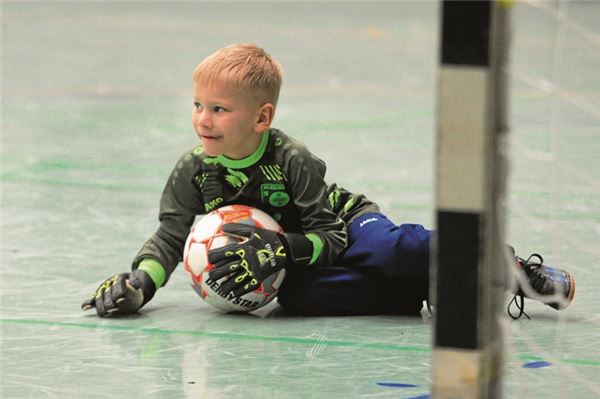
[193,102,227,112]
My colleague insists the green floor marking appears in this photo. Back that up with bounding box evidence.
[2,317,599,368]
[1,317,429,353]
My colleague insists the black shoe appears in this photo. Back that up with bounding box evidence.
[508,253,575,319]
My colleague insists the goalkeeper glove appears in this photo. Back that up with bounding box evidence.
[208,223,313,297]
[81,269,155,317]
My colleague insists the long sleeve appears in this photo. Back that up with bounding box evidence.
[280,136,348,266]
[132,150,204,284]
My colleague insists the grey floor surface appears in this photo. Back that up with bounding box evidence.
[2,1,599,398]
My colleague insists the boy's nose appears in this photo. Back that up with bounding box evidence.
[196,112,212,129]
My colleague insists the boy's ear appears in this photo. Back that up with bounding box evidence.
[255,103,275,132]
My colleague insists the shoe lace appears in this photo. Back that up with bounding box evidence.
[507,294,529,320]
[507,253,544,320]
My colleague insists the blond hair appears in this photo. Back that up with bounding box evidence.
[193,44,283,106]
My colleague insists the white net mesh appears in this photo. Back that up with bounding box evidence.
[504,1,600,397]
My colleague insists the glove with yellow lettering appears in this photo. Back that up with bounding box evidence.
[208,223,315,297]
[81,269,156,317]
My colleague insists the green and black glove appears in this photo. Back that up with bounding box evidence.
[208,223,313,297]
[81,269,156,317]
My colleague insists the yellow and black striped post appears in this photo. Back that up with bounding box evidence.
[432,1,511,398]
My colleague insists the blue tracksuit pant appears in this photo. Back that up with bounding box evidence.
[278,213,432,316]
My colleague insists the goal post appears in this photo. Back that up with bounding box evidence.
[431,1,512,398]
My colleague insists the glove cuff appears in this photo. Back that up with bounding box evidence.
[281,232,315,267]
[132,269,157,307]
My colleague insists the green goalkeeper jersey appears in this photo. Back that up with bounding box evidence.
[132,128,379,283]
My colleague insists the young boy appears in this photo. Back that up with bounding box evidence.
[81,44,575,318]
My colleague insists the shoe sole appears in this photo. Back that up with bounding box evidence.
[553,271,576,310]
[564,271,576,308]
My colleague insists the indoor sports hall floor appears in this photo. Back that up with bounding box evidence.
[2,2,598,398]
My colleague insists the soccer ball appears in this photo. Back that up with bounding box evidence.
[183,205,286,312]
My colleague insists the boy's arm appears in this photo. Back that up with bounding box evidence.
[131,150,204,288]
[283,140,347,266]
[81,150,204,317]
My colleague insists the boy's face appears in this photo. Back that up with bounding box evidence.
[192,79,272,159]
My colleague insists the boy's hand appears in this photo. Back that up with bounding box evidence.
[208,223,287,297]
[81,269,155,317]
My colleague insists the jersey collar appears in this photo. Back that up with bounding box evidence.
[210,130,269,169]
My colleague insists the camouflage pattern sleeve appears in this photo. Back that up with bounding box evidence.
[131,148,205,284]
[282,137,348,266]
